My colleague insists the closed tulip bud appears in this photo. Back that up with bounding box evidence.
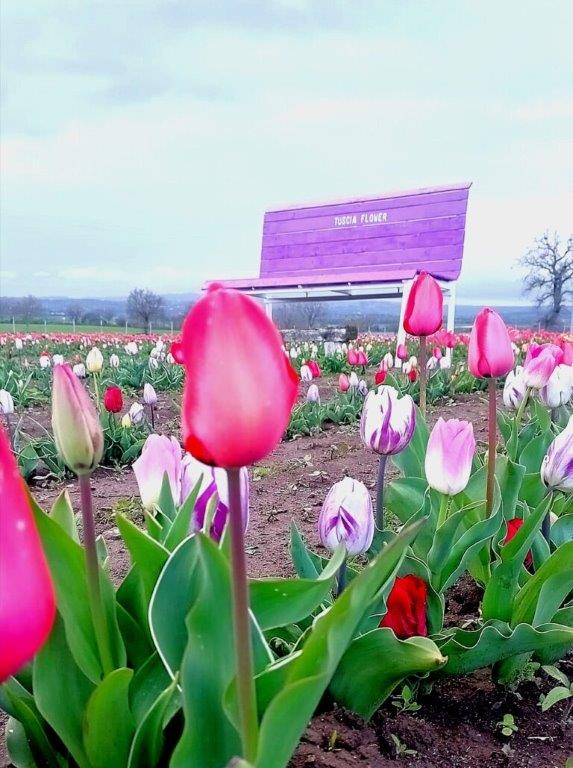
[318,477,374,556]
[143,383,158,406]
[0,426,56,681]
[86,347,103,373]
[379,575,428,639]
[403,272,443,336]
[360,387,416,456]
[307,360,321,378]
[426,356,438,370]
[121,413,132,428]
[170,340,185,364]
[52,354,64,366]
[358,379,369,396]
[503,369,526,410]
[396,344,408,361]
[181,454,249,541]
[503,518,533,569]
[133,434,182,508]
[181,284,298,467]
[383,352,394,369]
[356,351,368,366]
[444,331,456,349]
[103,385,123,414]
[348,371,359,389]
[523,345,561,389]
[109,354,120,368]
[300,364,313,382]
[306,384,320,404]
[407,368,418,383]
[338,373,350,392]
[425,418,476,496]
[39,354,51,369]
[129,402,145,425]
[468,308,514,378]
[539,365,572,408]
[73,362,86,378]
[432,347,443,360]
[561,341,573,366]
[125,341,138,355]
[374,369,387,385]
[148,356,159,371]
[14,338,23,350]
[52,364,103,476]
[347,349,359,366]
[289,347,298,359]
[0,389,14,415]
[439,356,451,370]
[541,416,573,491]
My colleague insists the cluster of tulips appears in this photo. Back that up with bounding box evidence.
[1,275,572,768]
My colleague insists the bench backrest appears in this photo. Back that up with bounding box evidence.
[260,182,471,282]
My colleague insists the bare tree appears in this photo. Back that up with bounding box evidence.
[65,303,85,324]
[126,288,164,333]
[276,301,326,329]
[16,295,43,326]
[520,232,573,328]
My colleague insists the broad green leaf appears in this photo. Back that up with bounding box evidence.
[5,717,39,768]
[551,513,573,548]
[169,535,241,768]
[33,616,95,768]
[30,495,126,681]
[250,546,345,630]
[540,685,572,711]
[289,523,324,579]
[482,495,552,622]
[128,677,179,768]
[83,668,135,768]
[157,473,177,524]
[330,629,446,718]
[116,513,168,599]
[391,408,428,478]
[438,620,573,675]
[512,542,573,626]
[49,489,79,542]
[495,457,526,521]
[129,652,172,724]
[519,432,553,474]
[3,690,59,768]
[254,519,424,768]
[163,477,202,551]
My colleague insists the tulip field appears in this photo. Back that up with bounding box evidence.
[1,280,573,768]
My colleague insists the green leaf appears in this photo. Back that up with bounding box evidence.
[169,535,241,768]
[83,668,135,768]
[330,629,446,718]
[128,676,179,768]
[551,513,573,548]
[250,546,345,630]
[512,542,573,626]
[289,522,325,579]
[254,519,425,768]
[116,513,169,599]
[30,495,126,681]
[130,652,172,724]
[163,477,202,551]
[33,615,95,768]
[438,621,573,675]
[3,690,60,768]
[5,717,38,768]
[542,664,570,686]
[519,432,553,474]
[540,685,572,711]
[157,473,177,524]
[391,408,428,478]
[49,489,79,542]
[482,495,552,623]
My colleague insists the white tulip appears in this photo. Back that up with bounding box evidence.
[86,347,104,373]
[0,389,15,414]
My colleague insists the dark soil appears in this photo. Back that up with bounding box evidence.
[2,391,572,767]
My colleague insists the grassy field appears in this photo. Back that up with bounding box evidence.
[0,322,177,335]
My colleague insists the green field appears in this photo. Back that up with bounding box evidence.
[0,322,175,335]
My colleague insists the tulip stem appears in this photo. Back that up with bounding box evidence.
[515,386,531,427]
[486,378,497,515]
[227,468,259,763]
[4,413,14,451]
[336,558,348,597]
[376,454,388,530]
[418,336,427,417]
[92,372,100,411]
[78,473,114,676]
[436,494,450,528]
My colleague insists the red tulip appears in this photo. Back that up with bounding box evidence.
[468,308,514,378]
[407,368,418,383]
[338,373,350,392]
[396,343,408,361]
[181,284,298,467]
[503,518,533,569]
[374,370,386,386]
[403,272,443,336]
[170,340,185,364]
[103,385,123,414]
[307,360,321,378]
[379,574,428,639]
[0,425,56,681]
[347,349,359,366]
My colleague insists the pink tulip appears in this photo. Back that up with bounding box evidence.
[561,341,573,366]
[403,272,443,336]
[468,308,514,378]
[523,347,560,389]
[0,426,56,681]
[396,344,408,361]
[181,284,298,467]
[425,418,476,496]
[356,350,368,366]
[338,373,350,392]
[133,434,183,509]
[432,347,443,360]
[347,349,359,366]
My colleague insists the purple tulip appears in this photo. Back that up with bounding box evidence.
[318,477,374,556]
[425,418,476,496]
[132,434,182,509]
[360,387,416,456]
[181,454,249,541]
[541,415,573,492]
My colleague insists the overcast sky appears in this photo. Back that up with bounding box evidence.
[1,0,572,302]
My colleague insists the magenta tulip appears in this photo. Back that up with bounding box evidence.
[468,308,514,378]
[0,425,56,681]
[403,272,443,337]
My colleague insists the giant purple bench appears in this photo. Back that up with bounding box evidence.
[208,182,471,350]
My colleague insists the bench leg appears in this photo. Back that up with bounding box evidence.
[264,299,273,321]
[445,282,456,365]
[396,279,413,366]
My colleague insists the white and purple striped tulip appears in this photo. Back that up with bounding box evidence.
[181,454,249,541]
[349,371,359,389]
[318,477,374,556]
[539,365,573,409]
[358,379,369,397]
[503,368,526,410]
[541,415,573,492]
[306,383,320,404]
[425,418,476,496]
[360,387,416,456]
